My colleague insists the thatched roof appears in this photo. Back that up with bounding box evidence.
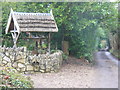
[6,9,58,34]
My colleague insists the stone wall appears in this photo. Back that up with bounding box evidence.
[0,46,63,73]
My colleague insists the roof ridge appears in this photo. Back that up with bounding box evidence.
[13,12,51,16]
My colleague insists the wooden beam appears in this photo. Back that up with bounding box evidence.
[50,9,58,32]
[16,33,20,41]
[10,30,18,33]
[12,10,20,33]
[5,11,12,34]
[11,26,20,48]
[11,33,15,39]
[35,41,38,50]
[48,32,51,53]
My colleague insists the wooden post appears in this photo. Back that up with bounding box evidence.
[62,41,69,55]
[48,33,51,53]
[35,40,38,50]
[11,25,19,48]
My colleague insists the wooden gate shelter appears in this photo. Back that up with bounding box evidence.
[5,8,58,53]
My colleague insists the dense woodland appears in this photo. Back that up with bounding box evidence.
[0,2,119,61]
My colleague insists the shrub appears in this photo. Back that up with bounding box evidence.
[0,67,33,89]
[62,53,68,60]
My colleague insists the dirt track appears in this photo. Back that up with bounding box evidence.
[28,51,118,88]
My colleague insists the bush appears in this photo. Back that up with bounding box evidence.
[0,67,33,89]
[110,50,120,60]
[62,53,68,60]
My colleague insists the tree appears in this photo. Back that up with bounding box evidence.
[1,2,118,61]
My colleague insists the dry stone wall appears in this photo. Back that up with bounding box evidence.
[0,46,63,73]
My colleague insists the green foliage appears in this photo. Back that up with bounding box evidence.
[50,2,118,61]
[50,50,57,54]
[38,49,46,54]
[62,53,68,60]
[110,49,120,60]
[0,67,33,88]
[42,43,47,49]
[1,2,118,61]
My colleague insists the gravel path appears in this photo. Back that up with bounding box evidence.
[28,51,118,88]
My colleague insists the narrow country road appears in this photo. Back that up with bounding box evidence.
[29,51,118,88]
[93,51,118,88]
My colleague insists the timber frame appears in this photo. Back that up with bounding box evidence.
[5,8,58,53]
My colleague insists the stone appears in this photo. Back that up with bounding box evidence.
[54,69,59,72]
[12,62,18,68]
[47,61,52,65]
[53,64,59,70]
[3,56,11,62]
[50,71,55,73]
[10,55,14,61]
[29,55,34,60]
[46,65,52,69]
[34,66,39,71]
[18,63,25,68]
[7,63,11,67]
[46,68,50,72]
[50,67,54,71]
[23,47,27,52]
[17,59,25,63]
[18,52,23,55]
[16,54,22,60]
[0,47,63,73]
[2,61,7,65]
[0,66,3,71]
[2,46,6,52]
[26,65,33,71]
[16,68,20,72]
[20,67,26,72]
[40,65,45,70]
[22,53,27,59]
[0,62,4,67]
[0,53,5,58]
[5,52,9,56]
[31,57,36,62]
[0,55,2,61]
[0,49,2,53]
[40,69,45,73]
[25,71,34,74]
[0,61,2,66]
